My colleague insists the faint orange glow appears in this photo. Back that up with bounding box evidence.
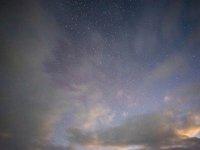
[176,126,200,138]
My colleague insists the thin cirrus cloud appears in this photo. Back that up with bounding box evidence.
[145,53,188,83]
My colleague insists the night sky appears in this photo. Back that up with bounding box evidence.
[1,0,200,150]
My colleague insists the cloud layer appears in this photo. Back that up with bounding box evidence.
[1,0,200,150]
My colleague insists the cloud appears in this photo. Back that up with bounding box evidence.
[0,0,64,149]
[175,82,200,103]
[159,138,200,150]
[68,112,174,147]
[163,82,200,110]
[45,145,77,150]
[0,2,117,148]
[70,96,114,132]
[1,1,200,150]
[67,110,200,149]
[146,53,188,83]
